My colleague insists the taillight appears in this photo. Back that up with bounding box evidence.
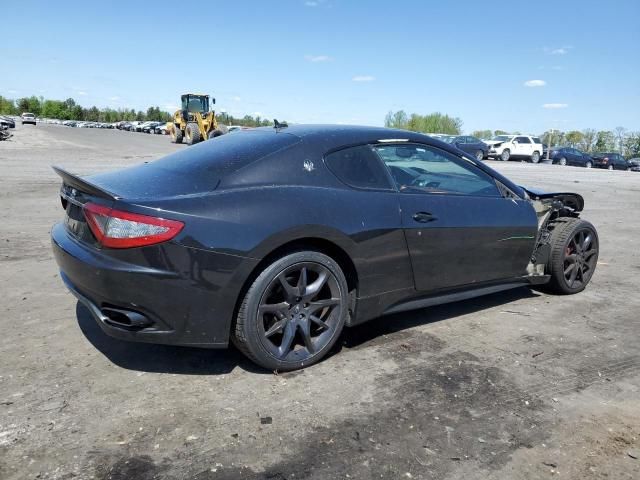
[83,203,184,248]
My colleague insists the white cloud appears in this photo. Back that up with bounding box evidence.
[8,89,18,94]
[524,79,546,87]
[253,111,263,117]
[352,75,375,82]
[305,54,332,62]
[77,91,88,96]
[231,96,241,102]
[109,96,120,101]
[545,46,573,55]
[542,103,568,109]
[304,1,318,6]
[551,65,565,71]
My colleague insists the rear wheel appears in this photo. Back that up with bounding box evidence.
[500,149,510,161]
[544,218,598,294]
[531,151,540,163]
[585,161,592,168]
[607,164,614,170]
[170,125,183,144]
[558,157,567,166]
[233,251,349,371]
[185,123,201,145]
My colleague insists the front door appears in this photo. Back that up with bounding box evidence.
[372,143,538,292]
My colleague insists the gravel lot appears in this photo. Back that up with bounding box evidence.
[1,124,639,480]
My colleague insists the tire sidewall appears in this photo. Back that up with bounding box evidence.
[548,219,599,294]
[238,251,349,371]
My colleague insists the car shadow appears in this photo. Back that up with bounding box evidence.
[76,287,541,375]
[75,303,265,375]
[339,286,541,350]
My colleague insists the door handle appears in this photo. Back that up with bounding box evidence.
[413,212,437,223]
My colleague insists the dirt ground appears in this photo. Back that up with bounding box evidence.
[1,124,639,480]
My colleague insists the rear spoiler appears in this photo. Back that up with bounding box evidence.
[52,165,120,200]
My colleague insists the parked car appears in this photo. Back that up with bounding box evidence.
[590,152,628,170]
[129,121,145,132]
[21,112,36,125]
[51,125,599,371]
[548,147,595,167]
[626,158,640,172]
[142,121,162,133]
[442,135,489,160]
[0,115,16,128]
[485,135,544,163]
[154,123,169,135]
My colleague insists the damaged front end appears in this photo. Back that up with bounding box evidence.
[523,187,584,280]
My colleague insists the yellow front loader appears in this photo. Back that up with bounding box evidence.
[168,93,227,145]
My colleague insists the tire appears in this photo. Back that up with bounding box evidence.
[544,218,599,295]
[475,150,484,161]
[531,151,540,164]
[607,164,613,170]
[585,161,592,168]
[558,157,567,166]
[500,149,510,161]
[170,125,183,144]
[208,124,229,139]
[233,251,349,371]
[185,123,201,145]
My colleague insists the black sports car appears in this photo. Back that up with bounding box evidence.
[51,125,599,370]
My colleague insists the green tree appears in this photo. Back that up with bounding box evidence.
[565,130,584,147]
[623,132,640,158]
[542,130,565,148]
[594,130,614,152]
[384,110,409,129]
[494,129,509,136]
[471,130,493,140]
[0,96,17,115]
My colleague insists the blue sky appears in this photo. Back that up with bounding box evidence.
[2,0,639,133]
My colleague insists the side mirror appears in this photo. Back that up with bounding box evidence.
[212,98,216,104]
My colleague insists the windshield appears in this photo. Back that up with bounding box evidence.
[181,95,209,113]
[440,136,457,144]
[492,135,512,141]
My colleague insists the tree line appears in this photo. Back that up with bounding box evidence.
[0,95,272,128]
[384,110,640,158]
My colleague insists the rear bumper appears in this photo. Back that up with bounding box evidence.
[51,222,258,348]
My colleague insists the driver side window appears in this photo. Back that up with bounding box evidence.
[373,144,500,197]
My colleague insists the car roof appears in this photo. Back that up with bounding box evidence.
[256,124,437,146]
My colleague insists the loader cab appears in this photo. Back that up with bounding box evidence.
[181,94,210,114]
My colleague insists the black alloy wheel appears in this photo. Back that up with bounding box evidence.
[545,218,599,294]
[233,251,348,371]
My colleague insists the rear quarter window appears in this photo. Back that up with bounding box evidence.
[325,145,393,191]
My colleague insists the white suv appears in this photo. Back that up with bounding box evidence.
[485,135,543,163]
[21,112,37,125]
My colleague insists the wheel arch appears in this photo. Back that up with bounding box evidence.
[230,237,360,337]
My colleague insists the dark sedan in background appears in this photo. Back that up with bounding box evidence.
[442,135,488,160]
[51,125,599,371]
[548,147,595,167]
[627,158,640,172]
[590,152,628,170]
